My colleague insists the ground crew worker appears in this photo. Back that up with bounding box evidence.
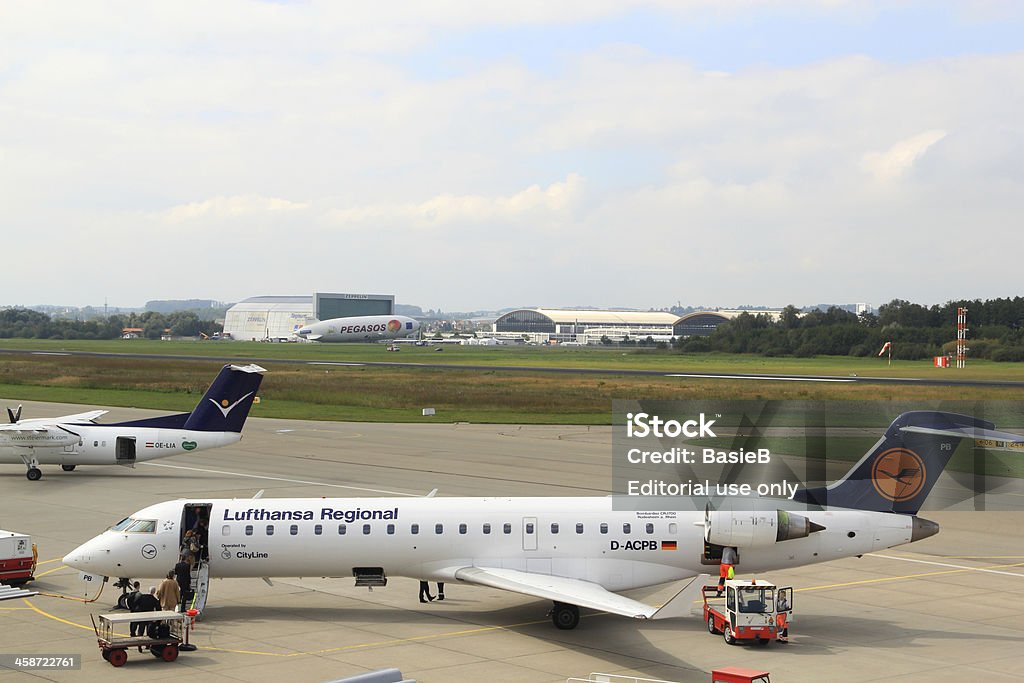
[778,588,790,612]
[419,580,435,603]
[436,582,445,601]
[717,546,738,596]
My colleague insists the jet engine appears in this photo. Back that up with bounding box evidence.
[705,506,825,548]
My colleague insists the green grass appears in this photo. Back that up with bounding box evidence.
[3,348,1022,478]
[2,337,1023,380]
[1,349,1022,426]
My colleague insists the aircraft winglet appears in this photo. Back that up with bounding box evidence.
[650,573,710,620]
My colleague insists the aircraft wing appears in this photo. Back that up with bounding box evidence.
[14,410,109,425]
[0,423,51,433]
[454,566,707,620]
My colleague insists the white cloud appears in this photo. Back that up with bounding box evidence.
[327,174,584,228]
[861,130,948,181]
[159,195,310,224]
[0,4,1022,309]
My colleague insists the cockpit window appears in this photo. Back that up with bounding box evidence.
[125,519,157,533]
[110,517,134,532]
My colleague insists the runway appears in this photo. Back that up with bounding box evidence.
[1,400,1023,682]
[4,346,1024,388]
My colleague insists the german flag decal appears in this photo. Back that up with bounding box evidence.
[661,541,678,550]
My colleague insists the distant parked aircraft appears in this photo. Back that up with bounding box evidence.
[1,364,264,481]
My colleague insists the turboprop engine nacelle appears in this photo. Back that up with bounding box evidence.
[705,508,825,548]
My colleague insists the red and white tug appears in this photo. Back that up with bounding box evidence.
[703,579,792,646]
[0,529,36,588]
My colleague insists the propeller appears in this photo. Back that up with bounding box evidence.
[6,404,22,424]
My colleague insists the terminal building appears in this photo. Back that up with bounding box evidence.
[490,308,780,344]
[223,292,394,341]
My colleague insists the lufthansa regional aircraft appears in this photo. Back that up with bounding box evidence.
[64,411,1022,629]
[1,364,264,481]
[295,315,420,342]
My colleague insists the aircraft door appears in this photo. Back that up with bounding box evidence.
[115,437,136,466]
[522,517,537,551]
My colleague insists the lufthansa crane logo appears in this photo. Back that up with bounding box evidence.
[871,448,926,502]
[141,544,158,560]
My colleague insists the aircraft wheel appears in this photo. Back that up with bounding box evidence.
[62,464,77,472]
[26,468,42,481]
[161,644,179,662]
[108,649,127,667]
[551,602,580,630]
[723,625,737,645]
[707,615,718,634]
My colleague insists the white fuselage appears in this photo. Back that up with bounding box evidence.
[296,315,420,343]
[65,497,920,590]
[0,424,241,467]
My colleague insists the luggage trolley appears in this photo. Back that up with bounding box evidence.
[91,610,192,667]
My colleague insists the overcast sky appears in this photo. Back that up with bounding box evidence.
[2,1,1022,312]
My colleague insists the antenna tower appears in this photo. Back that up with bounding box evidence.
[956,307,968,369]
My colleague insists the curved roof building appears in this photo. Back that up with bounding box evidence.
[491,308,756,343]
[223,296,317,341]
[223,292,396,341]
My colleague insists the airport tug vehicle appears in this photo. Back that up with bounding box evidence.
[703,580,792,646]
[91,611,192,667]
[0,530,36,586]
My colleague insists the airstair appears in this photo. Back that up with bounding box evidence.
[186,560,210,617]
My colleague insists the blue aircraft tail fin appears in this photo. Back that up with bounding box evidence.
[792,411,1023,514]
[180,364,266,432]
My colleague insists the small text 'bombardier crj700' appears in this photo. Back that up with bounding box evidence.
[64,411,1022,629]
[295,315,419,343]
[1,364,265,481]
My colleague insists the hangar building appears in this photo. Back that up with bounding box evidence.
[491,308,778,344]
[223,292,394,341]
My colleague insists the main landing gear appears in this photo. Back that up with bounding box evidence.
[549,601,580,630]
[19,451,43,481]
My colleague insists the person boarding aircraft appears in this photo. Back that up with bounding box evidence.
[64,411,1022,629]
[1,364,265,480]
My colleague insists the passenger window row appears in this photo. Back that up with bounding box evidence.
[237,521,678,536]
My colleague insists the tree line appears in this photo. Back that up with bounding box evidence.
[675,298,1024,362]
[0,308,223,340]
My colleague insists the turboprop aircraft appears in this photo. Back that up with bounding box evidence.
[295,315,419,342]
[63,411,1023,629]
[1,364,265,481]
